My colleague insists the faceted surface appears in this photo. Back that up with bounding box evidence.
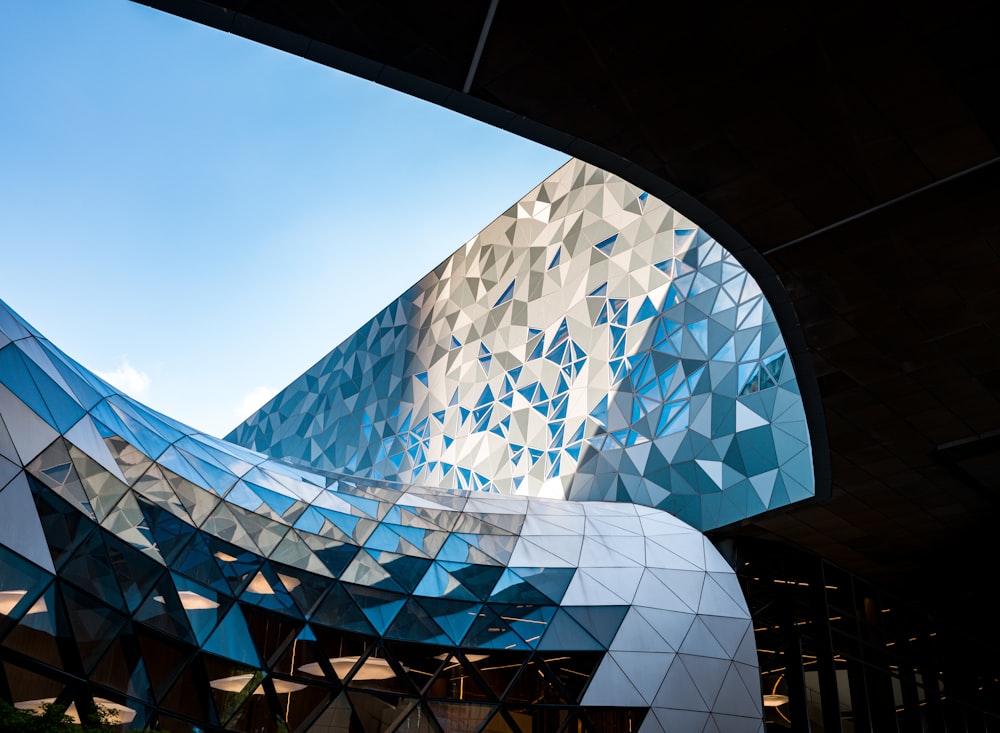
[230,160,813,531]
[0,158,803,732]
[0,296,762,731]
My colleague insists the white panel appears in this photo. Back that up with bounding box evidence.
[609,606,676,652]
[610,651,674,704]
[635,605,697,650]
[508,536,576,568]
[633,570,698,614]
[580,655,647,706]
[579,535,644,567]
[560,568,632,606]
[699,577,750,619]
[576,566,643,604]
[679,618,730,659]
[0,472,55,572]
[66,416,127,483]
[649,567,707,611]
[679,655,732,709]
[0,384,58,464]
[712,664,764,718]
[645,536,710,571]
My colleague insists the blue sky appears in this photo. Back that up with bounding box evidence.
[0,0,567,437]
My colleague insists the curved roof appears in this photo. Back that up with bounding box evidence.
[0,295,762,730]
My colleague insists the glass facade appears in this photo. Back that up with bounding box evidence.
[0,297,762,731]
[0,161,820,731]
[728,539,1000,732]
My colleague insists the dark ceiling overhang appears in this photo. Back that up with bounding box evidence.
[130,0,1000,629]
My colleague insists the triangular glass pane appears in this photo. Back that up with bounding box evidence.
[343,584,405,636]
[479,709,517,733]
[70,445,128,522]
[488,569,553,605]
[381,639,451,697]
[2,660,67,713]
[156,657,216,725]
[462,605,530,651]
[392,700,443,733]
[1,581,62,670]
[563,605,629,647]
[426,700,494,733]
[202,605,260,667]
[539,651,605,704]
[0,541,54,627]
[133,575,197,645]
[28,473,94,569]
[271,625,340,686]
[203,535,264,595]
[169,573,230,646]
[0,472,55,572]
[441,562,505,601]
[491,604,555,648]
[59,582,127,674]
[306,692,354,733]
[301,531,359,577]
[411,597,481,646]
[516,567,575,604]
[133,494,195,564]
[104,533,164,614]
[58,531,126,611]
[348,689,406,733]
[239,563,300,617]
[273,675,331,733]
[469,650,531,701]
[241,604,302,668]
[382,596,448,646]
[536,608,604,651]
[169,533,228,594]
[310,583,375,636]
[202,651,263,728]
[26,439,94,520]
[133,626,195,703]
[88,621,153,702]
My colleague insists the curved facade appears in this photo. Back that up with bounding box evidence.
[231,161,813,532]
[0,161,821,732]
[0,299,761,732]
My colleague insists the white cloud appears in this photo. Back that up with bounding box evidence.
[234,385,277,421]
[95,361,152,398]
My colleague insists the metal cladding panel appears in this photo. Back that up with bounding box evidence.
[230,159,813,531]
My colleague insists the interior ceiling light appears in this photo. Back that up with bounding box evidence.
[245,572,274,595]
[0,590,46,616]
[763,694,789,707]
[435,653,489,663]
[153,590,220,610]
[209,674,304,694]
[15,698,136,724]
[298,656,396,680]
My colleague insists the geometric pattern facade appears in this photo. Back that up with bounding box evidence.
[230,160,813,531]
[0,298,763,731]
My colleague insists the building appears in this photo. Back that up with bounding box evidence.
[125,3,1000,730]
[2,158,803,732]
[5,1,1000,730]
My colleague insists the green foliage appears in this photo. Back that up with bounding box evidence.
[0,699,117,733]
[0,699,167,733]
